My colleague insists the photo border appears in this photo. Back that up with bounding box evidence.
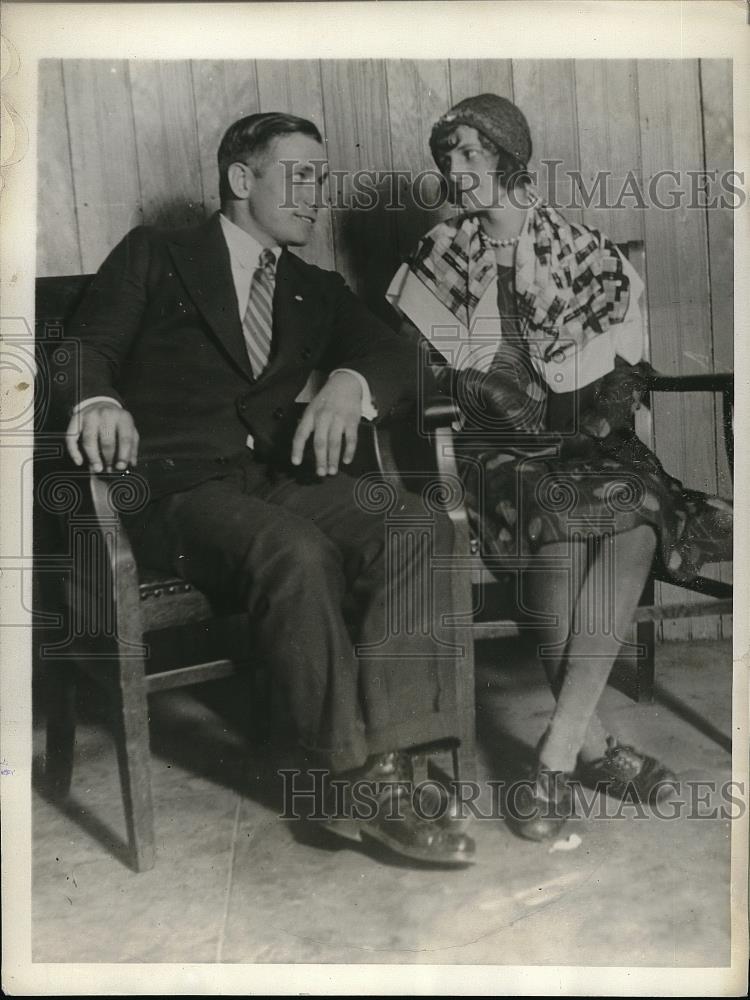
[2,2,748,995]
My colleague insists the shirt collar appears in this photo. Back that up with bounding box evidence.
[219,213,282,270]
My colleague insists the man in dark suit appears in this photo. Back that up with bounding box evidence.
[62,112,475,866]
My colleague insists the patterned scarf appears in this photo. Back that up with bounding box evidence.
[408,195,631,362]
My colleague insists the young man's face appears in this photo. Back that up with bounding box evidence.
[441,124,501,211]
[246,132,327,247]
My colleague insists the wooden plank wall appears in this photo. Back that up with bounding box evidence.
[37,59,733,639]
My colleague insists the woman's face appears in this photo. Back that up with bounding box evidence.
[441,125,502,210]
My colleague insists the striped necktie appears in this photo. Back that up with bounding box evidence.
[242,248,277,377]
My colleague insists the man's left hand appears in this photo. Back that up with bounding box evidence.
[291,371,363,476]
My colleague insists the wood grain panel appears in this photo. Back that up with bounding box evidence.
[699,58,734,639]
[449,60,513,105]
[62,60,142,272]
[128,61,204,229]
[190,61,260,217]
[638,60,719,640]
[637,61,716,487]
[574,60,643,243]
[255,60,334,270]
[37,60,82,276]
[255,60,325,131]
[37,57,732,641]
[700,59,734,492]
[512,60,582,223]
[319,60,397,316]
[385,60,452,263]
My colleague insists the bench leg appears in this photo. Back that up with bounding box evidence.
[635,618,656,703]
[453,739,477,787]
[110,654,156,873]
[448,517,478,785]
[45,661,77,798]
[249,661,273,746]
[635,575,656,703]
[452,618,478,785]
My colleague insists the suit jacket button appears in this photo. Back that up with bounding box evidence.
[301,347,312,359]
[239,401,248,411]
[273,407,284,420]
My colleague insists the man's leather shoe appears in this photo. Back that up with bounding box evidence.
[506,767,573,842]
[575,739,677,804]
[400,752,474,834]
[322,752,476,866]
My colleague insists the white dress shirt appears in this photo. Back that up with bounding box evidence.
[73,214,378,435]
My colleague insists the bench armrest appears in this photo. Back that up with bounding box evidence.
[645,371,733,394]
[643,371,733,480]
[88,472,146,648]
[423,397,462,430]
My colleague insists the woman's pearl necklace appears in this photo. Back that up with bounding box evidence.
[478,228,521,249]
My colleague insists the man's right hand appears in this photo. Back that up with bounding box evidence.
[65,402,139,473]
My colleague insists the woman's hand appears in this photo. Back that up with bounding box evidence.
[455,367,545,432]
[592,360,652,432]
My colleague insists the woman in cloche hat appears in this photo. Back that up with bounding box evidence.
[387,93,732,842]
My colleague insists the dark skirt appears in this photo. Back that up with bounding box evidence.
[460,428,733,584]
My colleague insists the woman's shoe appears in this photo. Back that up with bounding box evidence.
[575,738,677,804]
[506,766,573,842]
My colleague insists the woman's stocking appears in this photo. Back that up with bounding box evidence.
[525,526,657,773]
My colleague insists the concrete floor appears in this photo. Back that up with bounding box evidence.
[32,639,733,966]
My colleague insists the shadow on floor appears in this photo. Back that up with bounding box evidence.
[31,639,733,965]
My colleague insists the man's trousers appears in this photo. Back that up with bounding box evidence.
[130,453,461,772]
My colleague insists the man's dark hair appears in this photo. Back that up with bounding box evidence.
[430,121,531,196]
[218,112,323,202]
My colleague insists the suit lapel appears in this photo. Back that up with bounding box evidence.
[167,218,326,387]
[167,214,254,381]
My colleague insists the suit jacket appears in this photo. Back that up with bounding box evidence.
[64,213,419,498]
